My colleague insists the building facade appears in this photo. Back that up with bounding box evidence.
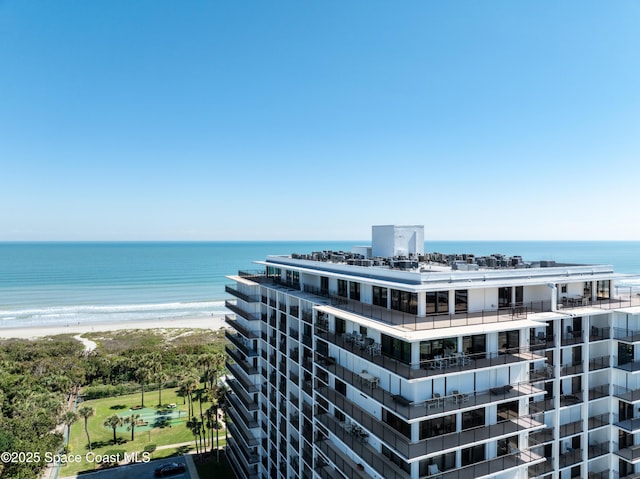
[224,226,640,479]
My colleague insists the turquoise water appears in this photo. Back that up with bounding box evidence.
[1,241,639,329]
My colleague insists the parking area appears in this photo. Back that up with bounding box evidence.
[59,457,192,479]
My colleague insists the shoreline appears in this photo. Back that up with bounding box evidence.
[0,314,228,340]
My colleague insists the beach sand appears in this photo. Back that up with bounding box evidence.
[0,314,229,340]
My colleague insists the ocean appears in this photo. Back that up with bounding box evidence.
[1,241,639,330]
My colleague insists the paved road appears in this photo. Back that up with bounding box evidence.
[59,456,194,479]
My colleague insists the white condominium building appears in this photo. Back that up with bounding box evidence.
[224,225,640,479]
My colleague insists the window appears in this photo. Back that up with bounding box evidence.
[463,334,486,355]
[381,334,411,364]
[462,408,485,430]
[498,287,511,308]
[320,276,329,294]
[390,289,417,314]
[420,414,456,439]
[335,379,346,396]
[561,284,568,294]
[455,289,468,312]
[335,317,346,335]
[373,286,387,307]
[349,281,361,301]
[596,280,610,299]
[426,291,449,314]
[461,444,485,466]
[383,409,411,439]
[337,279,348,298]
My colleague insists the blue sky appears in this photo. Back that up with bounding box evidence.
[1,1,639,241]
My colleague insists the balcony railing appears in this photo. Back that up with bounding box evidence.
[588,442,609,459]
[225,300,261,321]
[614,357,640,372]
[313,295,553,332]
[614,328,640,342]
[561,330,584,346]
[316,329,544,381]
[614,416,640,432]
[613,441,640,462]
[315,354,543,420]
[317,385,543,460]
[225,314,258,339]
[225,284,260,303]
[614,385,640,403]
[316,439,370,479]
[589,356,610,371]
[560,361,583,376]
[316,413,410,479]
[428,449,543,479]
[559,448,582,468]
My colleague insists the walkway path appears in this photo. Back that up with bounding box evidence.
[73,334,97,355]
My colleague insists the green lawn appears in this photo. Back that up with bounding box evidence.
[62,387,226,476]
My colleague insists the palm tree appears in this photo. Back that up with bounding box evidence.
[77,405,95,452]
[125,413,141,441]
[135,366,152,407]
[211,352,226,390]
[61,411,77,452]
[204,406,215,450]
[187,416,202,456]
[103,414,124,444]
[156,371,168,407]
[209,383,227,462]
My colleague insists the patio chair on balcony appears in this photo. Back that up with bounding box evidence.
[427,464,441,477]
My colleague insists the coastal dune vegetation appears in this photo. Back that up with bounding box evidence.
[0,328,229,479]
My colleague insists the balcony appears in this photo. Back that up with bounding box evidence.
[561,330,584,346]
[316,413,410,479]
[226,364,259,394]
[227,417,259,448]
[614,328,640,342]
[615,417,640,432]
[225,314,258,339]
[226,442,259,479]
[530,397,554,414]
[227,394,259,430]
[560,361,583,376]
[225,284,260,303]
[589,326,610,341]
[313,296,550,333]
[589,356,610,371]
[317,386,543,460]
[528,457,554,477]
[588,442,609,459]
[225,330,258,357]
[614,441,640,463]
[316,329,544,381]
[226,346,258,376]
[559,419,582,437]
[227,378,258,411]
[614,385,640,403]
[427,449,544,479]
[316,354,543,420]
[560,391,583,407]
[589,384,609,400]
[316,439,369,479]
[227,436,259,465]
[589,413,610,429]
[225,300,260,321]
[559,448,582,468]
[530,427,553,444]
[615,357,640,372]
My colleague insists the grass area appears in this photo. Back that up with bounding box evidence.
[63,387,226,476]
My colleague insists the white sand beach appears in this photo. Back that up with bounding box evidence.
[0,314,228,340]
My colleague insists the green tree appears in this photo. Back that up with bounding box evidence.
[103,414,124,444]
[61,411,77,451]
[156,371,168,407]
[77,405,95,452]
[125,413,141,441]
[134,366,152,407]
